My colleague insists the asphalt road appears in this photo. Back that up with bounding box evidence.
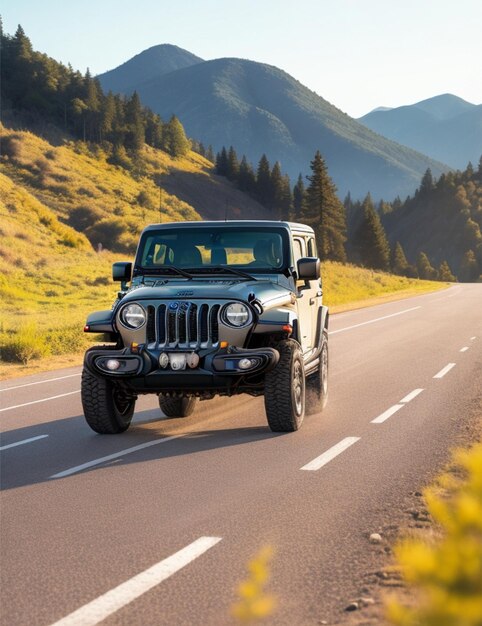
[1,284,481,626]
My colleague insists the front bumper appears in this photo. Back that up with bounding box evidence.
[84,345,279,394]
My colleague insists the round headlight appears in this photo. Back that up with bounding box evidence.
[222,302,251,327]
[120,303,146,329]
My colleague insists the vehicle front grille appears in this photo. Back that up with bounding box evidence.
[148,302,221,348]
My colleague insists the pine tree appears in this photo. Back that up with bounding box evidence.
[391,242,409,276]
[354,194,390,270]
[459,250,480,282]
[293,174,305,221]
[100,91,116,141]
[238,156,256,194]
[301,151,347,262]
[417,252,437,280]
[206,145,215,163]
[280,174,293,221]
[438,260,456,282]
[162,115,190,157]
[124,91,145,152]
[226,146,239,181]
[144,111,163,148]
[256,154,272,206]
[270,161,284,215]
[215,147,228,176]
[420,168,435,195]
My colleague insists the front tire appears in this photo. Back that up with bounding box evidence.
[264,339,305,432]
[81,367,135,434]
[306,330,328,415]
[159,395,198,418]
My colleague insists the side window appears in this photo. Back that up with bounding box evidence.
[293,238,305,264]
[307,237,318,258]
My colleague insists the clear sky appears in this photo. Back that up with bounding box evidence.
[2,0,481,118]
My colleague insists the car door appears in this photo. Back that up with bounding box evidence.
[306,235,323,345]
[294,235,317,353]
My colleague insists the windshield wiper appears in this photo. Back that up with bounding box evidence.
[191,265,257,281]
[140,266,193,279]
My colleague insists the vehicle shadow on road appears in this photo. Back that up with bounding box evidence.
[0,408,282,491]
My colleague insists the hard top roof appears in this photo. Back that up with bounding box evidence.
[142,220,314,235]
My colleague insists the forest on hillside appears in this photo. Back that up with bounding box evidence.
[0,23,193,162]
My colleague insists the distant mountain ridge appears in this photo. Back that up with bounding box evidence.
[359,94,482,169]
[98,44,204,95]
[98,47,449,200]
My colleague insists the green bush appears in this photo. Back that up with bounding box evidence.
[388,443,482,626]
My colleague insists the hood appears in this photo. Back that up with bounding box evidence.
[123,277,294,309]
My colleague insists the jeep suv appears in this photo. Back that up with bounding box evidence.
[82,221,328,433]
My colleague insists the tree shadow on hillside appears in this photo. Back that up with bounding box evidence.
[158,169,272,221]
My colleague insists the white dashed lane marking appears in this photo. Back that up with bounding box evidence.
[460,347,469,352]
[399,389,424,403]
[48,536,222,626]
[301,437,360,471]
[433,363,456,379]
[371,404,404,424]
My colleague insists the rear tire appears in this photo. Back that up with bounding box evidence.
[306,330,328,415]
[264,339,305,432]
[81,367,135,434]
[159,395,198,418]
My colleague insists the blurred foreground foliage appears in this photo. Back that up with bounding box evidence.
[232,546,276,622]
[388,443,482,626]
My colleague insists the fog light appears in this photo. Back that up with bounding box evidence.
[187,353,200,369]
[238,358,254,370]
[105,359,121,371]
[159,353,169,368]
[169,353,187,370]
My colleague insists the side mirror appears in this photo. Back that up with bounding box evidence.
[112,262,132,283]
[297,257,320,281]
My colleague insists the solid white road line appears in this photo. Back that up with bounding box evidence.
[400,388,424,403]
[48,536,222,626]
[0,434,49,451]
[433,363,456,379]
[301,437,360,471]
[0,373,80,392]
[51,435,184,478]
[0,390,80,413]
[371,404,404,424]
[330,306,421,335]
[460,347,469,352]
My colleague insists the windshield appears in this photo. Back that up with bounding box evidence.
[136,227,289,273]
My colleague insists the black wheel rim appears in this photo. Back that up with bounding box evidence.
[113,389,132,417]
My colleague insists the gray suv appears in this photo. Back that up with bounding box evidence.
[82,221,329,433]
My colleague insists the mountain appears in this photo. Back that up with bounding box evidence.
[98,49,449,200]
[98,44,204,95]
[359,94,482,169]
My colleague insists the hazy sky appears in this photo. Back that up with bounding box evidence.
[2,0,481,117]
